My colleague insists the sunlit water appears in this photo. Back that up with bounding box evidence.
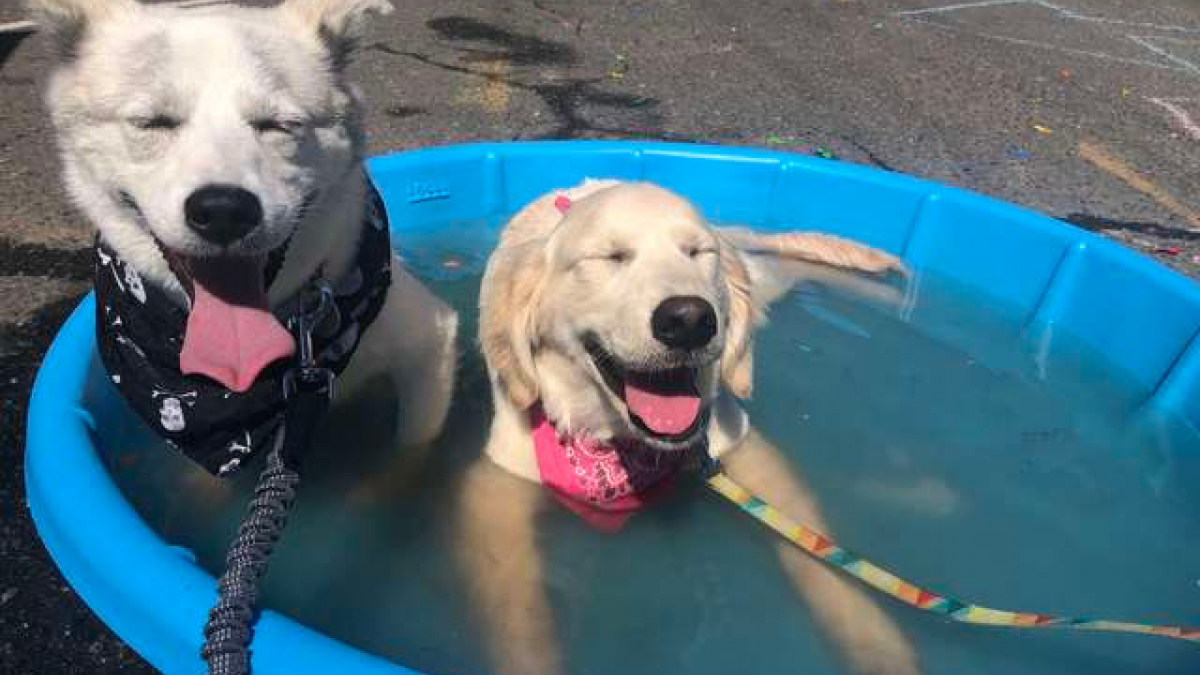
[101,222,1200,675]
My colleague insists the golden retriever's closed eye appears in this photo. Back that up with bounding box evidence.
[481,208,764,408]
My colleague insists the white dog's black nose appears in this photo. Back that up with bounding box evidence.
[184,185,263,245]
[652,296,717,350]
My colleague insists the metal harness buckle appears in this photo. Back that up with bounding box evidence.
[283,278,336,401]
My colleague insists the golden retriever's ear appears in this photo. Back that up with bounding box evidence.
[717,236,762,399]
[720,229,908,278]
[479,242,546,410]
[717,228,909,400]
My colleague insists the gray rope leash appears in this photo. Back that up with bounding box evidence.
[200,280,336,675]
[201,431,299,675]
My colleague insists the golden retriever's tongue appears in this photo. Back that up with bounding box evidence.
[179,256,295,393]
[624,384,701,436]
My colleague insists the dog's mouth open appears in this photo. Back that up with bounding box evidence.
[170,253,295,394]
[113,188,305,393]
[584,336,710,445]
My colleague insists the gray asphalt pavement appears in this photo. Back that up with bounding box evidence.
[1,0,1198,673]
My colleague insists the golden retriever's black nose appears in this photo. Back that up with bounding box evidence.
[184,185,263,245]
[652,296,717,350]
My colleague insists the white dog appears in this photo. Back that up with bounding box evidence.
[32,0,456,473]
[462,181,920,675]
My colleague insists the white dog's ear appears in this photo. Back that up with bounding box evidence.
[281,0,392,69]
[717,236,761,399]
[27,0,138,57]
[479,241,547,410]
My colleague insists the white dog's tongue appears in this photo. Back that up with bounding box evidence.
[179,256,295,393]
[624,383,701,436]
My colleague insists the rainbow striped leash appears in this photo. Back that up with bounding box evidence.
[705,469,1200,643]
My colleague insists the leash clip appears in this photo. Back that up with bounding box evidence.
[284,278,336,401]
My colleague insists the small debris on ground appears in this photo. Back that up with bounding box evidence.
[1006,144,1032,160]
[607,55,628,80]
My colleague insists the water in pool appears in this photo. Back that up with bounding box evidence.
[102,222,1200,675]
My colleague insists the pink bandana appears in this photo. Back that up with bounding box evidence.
[531,404,691,532]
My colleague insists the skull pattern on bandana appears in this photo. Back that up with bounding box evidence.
[93,178,393,476]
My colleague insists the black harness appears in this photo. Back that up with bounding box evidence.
[93,182,392,476]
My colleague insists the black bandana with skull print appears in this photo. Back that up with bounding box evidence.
[93,181,393,476]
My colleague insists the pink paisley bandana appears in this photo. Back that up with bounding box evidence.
[530,404,691,532]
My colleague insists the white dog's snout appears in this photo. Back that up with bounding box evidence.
[184,184,264,246]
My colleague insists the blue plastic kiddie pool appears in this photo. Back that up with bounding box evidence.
[25,141,1200,675]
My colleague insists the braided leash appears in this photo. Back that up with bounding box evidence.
[201,433,300,673]
[704,469,1200,643]
[201,280,337,675]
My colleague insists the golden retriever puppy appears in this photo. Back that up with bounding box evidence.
[459,180,918,675]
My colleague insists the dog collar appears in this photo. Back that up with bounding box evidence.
[529,403,694,532]
[93,179,393,476]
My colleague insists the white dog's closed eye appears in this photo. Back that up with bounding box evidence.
[31,0,464,450]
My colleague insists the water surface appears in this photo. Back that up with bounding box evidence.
[102,223,1200,675]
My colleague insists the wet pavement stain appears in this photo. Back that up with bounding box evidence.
[0,239,92,280]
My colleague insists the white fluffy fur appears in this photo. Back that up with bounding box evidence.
[34,0,456,448]
[463,181,920,675]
